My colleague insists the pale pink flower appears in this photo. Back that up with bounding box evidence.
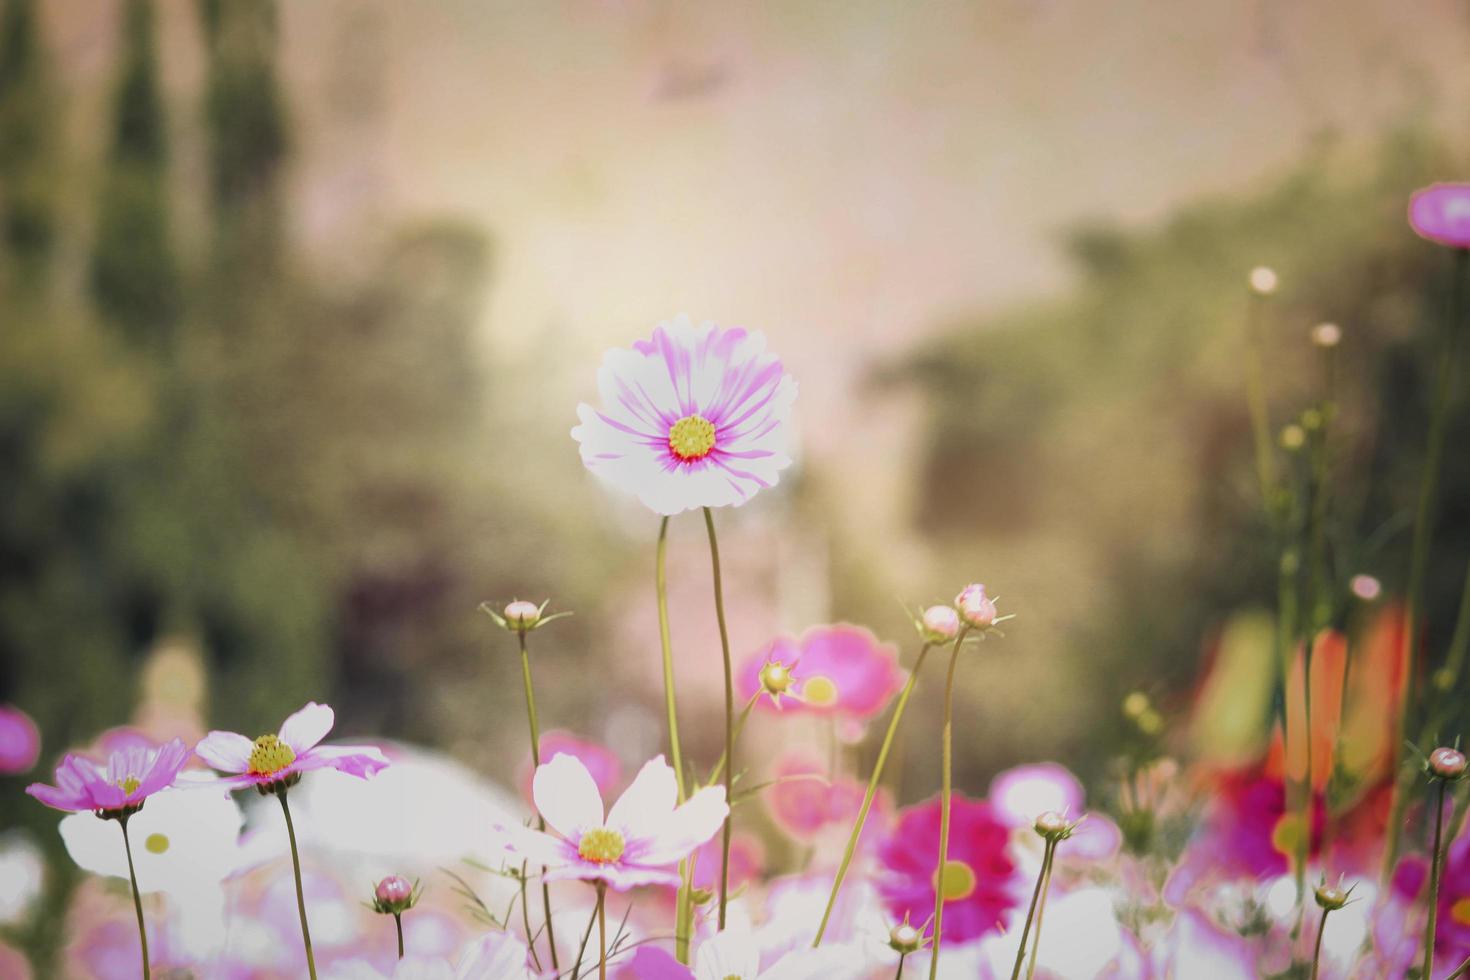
[989,762,1121,861]
[26,738,189,814]
[0,704,40,774]
[737,625,905,724]
[194,702,389,790]
[1410,183,1470,248]
[763,750,885,845]
[499,753,727,891]
[571,315,797,515]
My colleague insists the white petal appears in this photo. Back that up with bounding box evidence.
[532,753,604,839]
[279,702,335,754]
[194,731,255,773]
[694,926,759,980]
[606,756,677,836]
[635,785,727,866]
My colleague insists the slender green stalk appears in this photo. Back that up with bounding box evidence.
[570,898,598,980]
[394,912,404,959]
[1008,840,1056,980]
[1426,780,1449,980]
[929,628,971,980]
[1386,246,1468,879]
[706,692,760,786]
[596,883,608,980]
[1309,907,1330,980]
[895,953,908,979]
[118,815,151,980]
[1432,556,1470,715]
[1024,853,1056,980]
[703,506,735,930]
[813,643,934,946]
[279,789,318,980]
[658,517,696,962]
[1449,953,1470,980]
[519,630,560,971]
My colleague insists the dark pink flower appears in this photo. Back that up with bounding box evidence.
[194,702,388,791]
[877,793,1019,943]
[737,625,905,724]
[0,704,40,774]
[1410,183,1470,248]
[26,738,189,814]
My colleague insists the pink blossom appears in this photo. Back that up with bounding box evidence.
[374,875,412,906]
[989,761,1121,861]
[1410,183,1470,248]
[877,793,1019,943]
[26,737,189,814]
[519,730,622,803]
[194,702,389,791]
[499,753,727,891]
[737,625,905,723]
[763,750,883,844]
[571,315,797,515]
[0,704,40,774]
[954,584,997,629]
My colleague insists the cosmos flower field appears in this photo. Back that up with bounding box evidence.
[5,184,1470,979]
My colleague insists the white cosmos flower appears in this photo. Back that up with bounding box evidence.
[323,931,536,980]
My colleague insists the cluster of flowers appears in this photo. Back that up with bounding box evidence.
[4,182,1470,979]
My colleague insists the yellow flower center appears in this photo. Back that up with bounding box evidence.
[1453,897,1470,927]
[668,415,716,461]
[145,833,170,854]
[117,775,140,796]
[759,661,794,696]
[578,827,626,864]
[802,675,839,707]
[247,734,297,776]
[932,860,977,902]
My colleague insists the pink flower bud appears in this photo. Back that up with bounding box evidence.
[954,584,997,629]
[1429,747,1467,780]
[919,605,960,643]
[375,875,413,907]
[503,600,541,630]
[1349,575,1381,601]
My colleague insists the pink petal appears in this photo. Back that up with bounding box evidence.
[194,731,254,774]
[533,753,604,839]
[292,744,389,779]
[988,762,1084,829]
[634,785,727,866]
[614,946,693,980]
[606,756,677,835]
[278,702,335,754]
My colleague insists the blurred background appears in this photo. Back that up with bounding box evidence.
[3,0,1470,966]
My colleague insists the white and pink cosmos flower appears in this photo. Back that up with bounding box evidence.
[500,753,727,891]
[27,737,190,814]
[194,702,389,791]
[571,315,797,515]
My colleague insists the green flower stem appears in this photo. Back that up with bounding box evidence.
[895,953,908,979]
[706,692,761,786]
[1025,854,1057,980]
[596,882,608,980]
[518,630,560,971]
[118,814,151,980]
[703,506,735,931]
[570,898,598,980]
[1426,779,1450,980]
[658,516,696,963]
[1008,840,1056,980]
[1449,953,1470,980]
[279,789,318,980]
[394,912,404,959]
[813,642,934,946]
[1309,907,1330,980]
[1386,246,1468,879]
[929,627,972,980]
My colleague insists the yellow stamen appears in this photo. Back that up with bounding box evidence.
[1453,897,1470,926]
[932,860,977,902]
[577,827,626,864]
[247,734,297,776]
[668,415,716,460]
[117,775,140,796]
[802,675,839,707]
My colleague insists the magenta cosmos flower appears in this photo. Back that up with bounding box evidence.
[877,793,1018,942]
[194,702,389,791]
[27,737,189,815]
[1410,183,1470,248]
[737,624,904,727]
[0,704,41,774]
[571,315,797,515]
[500,753,727,890]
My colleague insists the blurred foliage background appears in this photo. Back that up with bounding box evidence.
[2,0,1469,968]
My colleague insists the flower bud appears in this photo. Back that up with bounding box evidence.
[919,605,960,644]
[1429,747,1467,780]
[954,584,997,629]
[1314,882,1349,911]
[758,660,796,700]
[1033,810,1073,842]
[372,875,417,914]
[888,920,924,955]
[503,600,541,631]
[1350,575,1381,602]
[1249,266,1279,295]
[1311,322,1341,348]
[689,887,715,906]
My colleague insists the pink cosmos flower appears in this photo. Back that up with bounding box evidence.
[0,704,40,774]
[737,625,905,725]
[499,753,727,891]
[571,315,798,515]
[877,793,1019,943]
[518,730,623,803]
[1409,183,1470,248]
[26,737,189,814]
[194,702,389,790]
[763,750,885,845]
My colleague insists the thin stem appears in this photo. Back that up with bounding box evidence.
[570,899,598,980]
[703,506,735,931]
[394,912,404,959]
[1310,907,1330,980]
[1386,246,1468,879]
[596,883,608,980]
[119,815,151,980]
[813,643,934,946]
[928,628,971,980]
[1426,779,1449,980]
[1008,840,1056,980]
[519,863,541,972]
[895,953,908,980]
[1449,953,1470,980]
[1025,852,1056,980]
[519,630,560,971]
[279,789,318,980]
[705,692,761,786]
[658,517,694,963]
